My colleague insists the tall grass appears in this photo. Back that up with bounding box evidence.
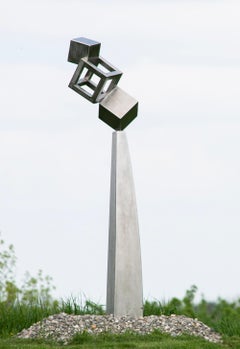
[0,300,57,337]
[60,296,105,315]
[0,296,104,337]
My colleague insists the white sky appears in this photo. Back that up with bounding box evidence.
[1,0,240,304]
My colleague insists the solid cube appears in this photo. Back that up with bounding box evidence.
[69,57,122,103]
[99,87,138,130]
[68,37,101,64]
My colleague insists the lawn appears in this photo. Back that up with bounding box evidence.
[1,333,240,349]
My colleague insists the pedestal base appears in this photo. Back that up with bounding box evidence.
[106,131,143,317]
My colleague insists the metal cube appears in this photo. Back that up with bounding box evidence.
[68,37,101,64]
[69,56,122,103]
[99,87,138,130]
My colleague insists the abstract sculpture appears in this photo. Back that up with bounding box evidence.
[68,37,143,317]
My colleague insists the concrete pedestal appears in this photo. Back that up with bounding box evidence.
[106,131,143,317]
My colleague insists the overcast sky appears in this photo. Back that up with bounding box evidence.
[1,0,240,304]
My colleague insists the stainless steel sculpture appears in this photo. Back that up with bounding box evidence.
[68,37,143,317]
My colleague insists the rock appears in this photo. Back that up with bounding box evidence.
[16,313,222,345]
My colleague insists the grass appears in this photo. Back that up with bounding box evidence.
[0,333,232,349]
[1,286,240,348]
[0,297,104,337]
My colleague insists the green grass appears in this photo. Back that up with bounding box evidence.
[0,297,104,337]
[0,333,233,349]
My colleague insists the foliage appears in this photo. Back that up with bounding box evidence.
[0,296,106,337]
[20,270,56,306]
[144,285,240,337]
[0,234,56,307]
[0,231,104,336]
[197,297,240,336]
[143,284,198,317]
[0,300,58,337]
[0,237,18,303]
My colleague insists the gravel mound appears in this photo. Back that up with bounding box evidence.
[17,313,222,345]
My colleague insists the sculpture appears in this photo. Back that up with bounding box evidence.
[68,37,143,317]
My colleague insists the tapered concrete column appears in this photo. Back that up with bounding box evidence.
[106,131,143,317]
